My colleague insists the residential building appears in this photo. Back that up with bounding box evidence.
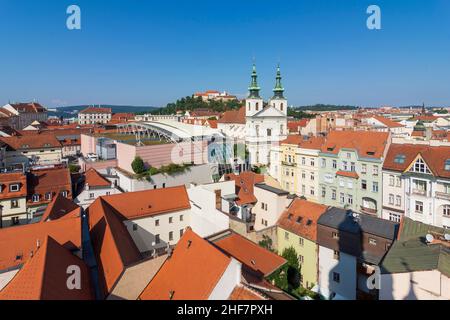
[318,131,391,217]
[316,208,398,300]
[78,107,112,125]
[382,143,450,228]
[245,64,287,165]
[74,168,122,209]
[0,172,28,227]
[1,102,47,130]
[0,134,63,169]
[380,217,450,300]
[277,199,329,288]
[27,167,73,218]
[253,183,290,231]
[364,115,407,136]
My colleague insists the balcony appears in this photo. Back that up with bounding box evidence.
[360,206,377,215]
[281,161,296,167]
[412,189,427,196]
[436,192,450,200]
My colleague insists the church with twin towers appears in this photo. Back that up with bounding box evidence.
[245,64,288,166]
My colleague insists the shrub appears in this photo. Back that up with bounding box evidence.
[131,156,146,174]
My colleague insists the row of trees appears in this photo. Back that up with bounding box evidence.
[148,96,242,115]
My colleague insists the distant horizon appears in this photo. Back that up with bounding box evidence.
[1,1,450,108]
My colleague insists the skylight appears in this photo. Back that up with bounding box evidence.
[394,154,406,164]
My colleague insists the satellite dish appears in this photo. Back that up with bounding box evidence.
[444,234,450,241]
[426,234,434,243]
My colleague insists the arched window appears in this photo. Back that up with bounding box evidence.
[256,102,259,111]
[281,103,284,111]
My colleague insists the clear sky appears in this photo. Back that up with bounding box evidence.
[1,0,449,108]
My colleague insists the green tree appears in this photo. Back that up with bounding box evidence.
[268,247,301,291]
[131,156,146,174]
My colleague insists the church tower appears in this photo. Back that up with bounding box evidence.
[269,64,287,116]
[246,64,264,117]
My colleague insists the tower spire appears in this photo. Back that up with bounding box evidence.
[273,64,284,99]
[248,64,260,98]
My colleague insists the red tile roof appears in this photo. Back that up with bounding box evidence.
[383,143,450,179]
[0,172,27,200]
[372,116,404,128]
[281,135,325,150]
[224,172,265,205]
[0,217,81,271]
[40,194,81,222]
[287,119,309,132]
[0,236,93,300]
[0,134,61,150]
[277,199,329,242]
[229,285,265,300]
[88,197,142,297]
[139,228,231,300]
[9,102,46,113]
[336,170,359,179]
[213,232,286,277]
[321,130,390,159]
[27,168,72,206]
[96,185,190,220]
[85,168,111,188]
[79,107,112,114]
[217,106,246,124]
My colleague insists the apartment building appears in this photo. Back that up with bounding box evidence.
[253,183,290,231]
[277,199,329,289]
[1,102,47,130]
[78,107,112,125]
[318,131,391,217]
[316,208,398,300]
[382,143,450,228]
[0,172,28,227]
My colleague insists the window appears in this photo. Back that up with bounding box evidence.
[155,219,160,227]
[369,238,377,245]
[415,201,424,213]
[445,159,450,171]
[389,212,401,222]
[61,191,68,197]
[285,232,289,240]
[372,182,379,193]
[9,184,19,192]
[395,195,401,207]
[394,154,406,164]
[361,164,367,174]
[389,175,395,186]
[347,194,353,205]
[340,193,345,204]
[445,184,450,194]
[396,177,402,187]
[333,272,340,283]
[310,187,315,196]
[346,152,351,159]
[11,217,19,225]
[106,191,111,196]
[413,179,427,192]
[333,250,340,260]
[132,224,138,231]
[180,229,184,237]
[45,192,52,201]
[331,189,336,200]
[169,217,173,224]
[412,158,430,174]
[310,158,315,166]
[361,180,367,190]
[302,157,306,165]
[332,232,339,239]
[321,187,326,198]
[310,173,315,181]
[301,171,306,179]
[267,129,272,136]
[332,160,337,169]
[373,166,379,175]
[180,215,184,221]
[443,205,450,217]
[321,158,326,168]
[169,231,174,241]
[342,161,348,171]
[32,194,39,202]
[350,162,355,172]
[298,255,304,264]
[388,194,394,205]
[155,234,160,244]
[299,237,304,246]
[162,183,166,188]
[10,200,19,209]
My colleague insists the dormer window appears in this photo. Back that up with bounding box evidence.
[445,159,450,171]
[44,143,51,147]
[21,144,29,148]
[412,158,431,174]
[9,184,19,192]
[32,194,40,202]
[45,192,52,201]
[61,191,68,198]
[394,154,406,164]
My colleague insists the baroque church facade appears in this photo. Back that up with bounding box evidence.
[245,64,288,166]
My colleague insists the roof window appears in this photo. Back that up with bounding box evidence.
[394,154,406,164]
[445,159,450,171]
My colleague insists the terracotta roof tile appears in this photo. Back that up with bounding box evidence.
[277,199,329,242]
[372,116,404,128]
[139,228,231,300]
[217,106,246,124]
[40,194,81,222]
[229,285,266,300]
[0,172,27,200]
[383,143,450,179]
[0,236,93,300]
[224,172,265,205]
[27,168,72,206]
[79,107,112,114]
[85,168,111,188]
[0,217,81,271]
[213,232,286,277]
[0,134,61,150]
[336,170,359,179]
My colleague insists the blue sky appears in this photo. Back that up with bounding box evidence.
[0,0,449,108]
